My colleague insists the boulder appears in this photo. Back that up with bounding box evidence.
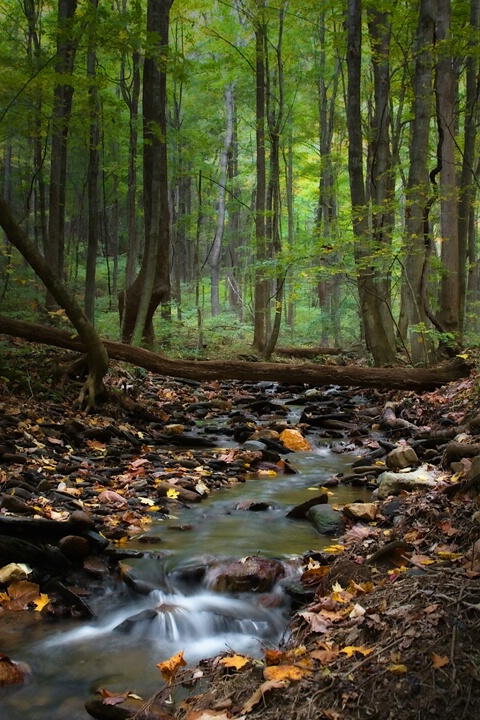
[385,446,419,470]
[287,493,328,519]
[376,466,439,500]
[343,502,378,522]
[208,556,285,593]
[306,505,344,535]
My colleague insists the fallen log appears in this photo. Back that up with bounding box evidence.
[275,346,342,358]
[0,315,471,391]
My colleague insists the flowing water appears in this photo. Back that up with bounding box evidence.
[0,442,371,720]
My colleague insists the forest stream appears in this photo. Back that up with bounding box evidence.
[0,436,370,720]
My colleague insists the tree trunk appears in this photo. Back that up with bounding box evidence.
[404,0,437,365]
[0,200,108,408]
[209,83,235,316]
[0,316,470,392]
[346,0,396,366]
[436,0,460,342]
[46,0,79,309]
[253,18,268,353]
[121,0,173,346]
[84,0,100,324]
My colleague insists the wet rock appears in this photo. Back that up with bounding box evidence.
[69,510,96,530]
[386,446,419,470]
[306,505,344,535]
[235,500,274,512]
[209,556,285,593]
[286,493,329,519]
[376,466,439,500]
[85,696,172,720]
[58,535,91,562]
[114,608,159,633]
[343,502,378,522]
[242,440,267,452]
[0,652,28,686]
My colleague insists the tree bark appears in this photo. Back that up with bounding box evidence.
[0,316,470,392]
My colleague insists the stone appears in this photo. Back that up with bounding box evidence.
[209,556,285,593]
[287,493,329,519]
[343,502,378,522]
[58,535,91,562]
[306,505,344,535]
[385,446,419,470]
[376,466,438,500]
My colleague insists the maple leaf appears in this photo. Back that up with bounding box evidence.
[219,654,250,670]
[167,488,180,499]
[157,650,187,683]
[263,665,306,681]
[431,654,449,669]
[309,648,340,665]
[340,646,374,658]
[33,593,50,612]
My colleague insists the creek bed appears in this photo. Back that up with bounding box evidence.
[0,445,371,720]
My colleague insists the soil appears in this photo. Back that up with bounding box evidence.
[1,340,480,720]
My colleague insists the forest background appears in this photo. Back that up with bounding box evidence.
[0,0,478,372]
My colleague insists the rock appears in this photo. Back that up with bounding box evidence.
[0,652,28,686]
[235,500,274,511]
[279,428,311,452]
[343,502,378,522]
[287,493,329,519]
[376,466,439,500]
[385,446,419,470]
[208,556,285,593]
[242,440,267,452]
[58,535,91,562]
[69,510,96,530]
[306,505,344,535]
[85,697,172,720]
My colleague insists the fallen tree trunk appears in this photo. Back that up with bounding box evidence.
[0,316,471,391]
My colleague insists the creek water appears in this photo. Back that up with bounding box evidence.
[0,443,371,720]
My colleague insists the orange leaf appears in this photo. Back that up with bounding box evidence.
[340,646,374,658]
[431,654,449,669]
[309,649,340,665]
[263,665,305,681]
[219,654,250,670]
[157,650,187,683]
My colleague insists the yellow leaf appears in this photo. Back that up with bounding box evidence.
[323,544,344,554]
[263,665,305,681]
[166,488,180,499]
[219,654,250,670]
[33,593,50,611]
[147,505,162,512]
[387,664,408,674]
[431,654,449,669]
[157,650,187,683]
[340,646,374,658]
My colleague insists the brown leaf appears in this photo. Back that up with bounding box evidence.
[242,679,288,713]
[309,648,340,665]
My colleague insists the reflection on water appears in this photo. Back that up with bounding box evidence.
[0,445,370,720]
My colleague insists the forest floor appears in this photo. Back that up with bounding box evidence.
[1,340,480,720]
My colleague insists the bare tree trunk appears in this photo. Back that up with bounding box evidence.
[404,0,437,365]
[253,16,268,353]
[209,84,235,316]
[84,0,100,324]
[46,0,78,309]
[346,0,396,366]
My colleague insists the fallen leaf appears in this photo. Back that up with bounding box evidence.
[431,654,449,669]
[186,711,233,720]
[309,648,340,665]
[33,593,50,612]
[263,665,306,681]
[157,650,187,683]
[242,679,288,713]
[387,664,408,674]
[219,654,250,670]
[167,488,180,499]
[340,646,374,658]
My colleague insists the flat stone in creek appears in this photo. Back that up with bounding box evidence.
[85,696,172,720]
[208,556,286,593]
